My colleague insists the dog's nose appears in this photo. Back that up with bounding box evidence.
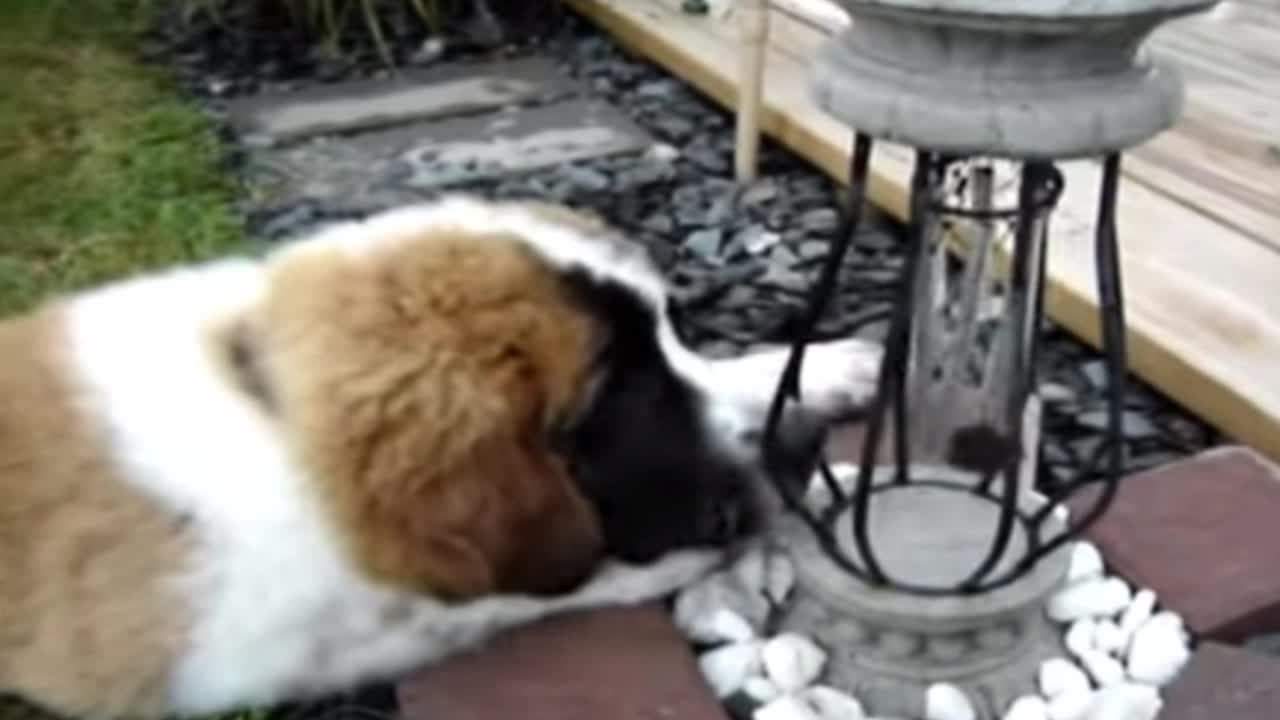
[766,404,830,486]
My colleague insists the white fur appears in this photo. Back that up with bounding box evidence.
[57,197,880,716]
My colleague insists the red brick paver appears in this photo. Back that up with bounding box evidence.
[1069,446,1280,642]
[1158,642,1280,719]
[397,604,727,720]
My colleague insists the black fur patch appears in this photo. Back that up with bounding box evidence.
[554,268,760,563]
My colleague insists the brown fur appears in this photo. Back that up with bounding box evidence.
[0,308,194,718]
[241,227,608,601]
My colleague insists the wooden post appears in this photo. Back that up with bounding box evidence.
[734,0,771,183]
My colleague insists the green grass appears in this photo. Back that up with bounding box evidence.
[0,4,384,719]
[0,0,244,318]
[0,6,378,719]
[0,3,255,709]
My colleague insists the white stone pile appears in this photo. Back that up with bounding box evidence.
[1020,540,1194,720]
[674,522,1195,720]
[673,542,871,720]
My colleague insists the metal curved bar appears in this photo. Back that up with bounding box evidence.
[1019,153,1128,566]
[761,132,874,514]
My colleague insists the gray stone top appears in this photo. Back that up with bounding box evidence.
[810,0,1220,154]
[838,0,1216,18]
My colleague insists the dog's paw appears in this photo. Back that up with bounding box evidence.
[791,338,883,419]
[571,550,723,609]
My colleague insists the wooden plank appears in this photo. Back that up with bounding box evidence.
[1132,7,1280,250]
[564,0,1280,462]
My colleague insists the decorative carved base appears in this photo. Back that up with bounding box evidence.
[779,583,1066,718]
[775,475,1072,719]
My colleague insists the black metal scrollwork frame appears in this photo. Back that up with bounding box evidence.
[761,131,1130,596]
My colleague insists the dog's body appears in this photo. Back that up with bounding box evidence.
[0,197,879,719]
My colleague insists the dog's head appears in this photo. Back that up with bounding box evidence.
[216,197,824,601]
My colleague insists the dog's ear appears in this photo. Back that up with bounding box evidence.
[256,224,609,601]
[441,427,607,598]
[312,377,607,602]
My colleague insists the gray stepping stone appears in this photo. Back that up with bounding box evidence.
[227,57,578,145]
[246,97,653,205]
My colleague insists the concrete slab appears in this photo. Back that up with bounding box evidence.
[397,605,728,720]
[226,57,578,144]
[245,97,653,205]
[1159,642,1280,719]
[392,98,653,188]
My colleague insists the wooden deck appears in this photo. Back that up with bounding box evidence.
[565,0,1280,462]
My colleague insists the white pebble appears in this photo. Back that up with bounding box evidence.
[1039,382,1075,403]
[743,675,784,703]
[1039,657,1091,699]
[1066,542,1105,585]
[1116,590,1156,651]
[1047,577,1132,623]
[673,571,768,644]
[1092,621,1126,656]
[924,683,977,720]
[1064,619,1098,659]
[1046,687,1094,720]
[765,553,797,605]
[647,142,681,162]
[732,547,768,594]
[806,463,857,509]
[1085,682,1163,720]
[698,641,763,698]
[1003,696,1049,720]
[1079,649,1126,687]
[744,229,783,255]
[705,608,757,644]
[411,35,446,63]
[754,695,823,720]
[804,685,866,720]
[762,633,828,692]
[1125,612,1191,687]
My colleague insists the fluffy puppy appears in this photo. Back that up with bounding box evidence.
[0,196,880,719]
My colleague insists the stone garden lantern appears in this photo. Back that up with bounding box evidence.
[758,1,1218,718]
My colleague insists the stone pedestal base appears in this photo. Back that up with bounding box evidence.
[774,472,1071,720]
[779,582,1065,719]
